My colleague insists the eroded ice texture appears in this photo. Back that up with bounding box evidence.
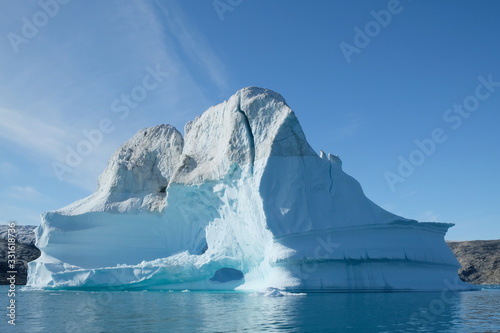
[27,87,476,291]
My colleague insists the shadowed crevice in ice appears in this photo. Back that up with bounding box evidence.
[235,96,255,172]
[210,268,244,283]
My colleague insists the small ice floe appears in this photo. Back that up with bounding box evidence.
[181,289,190,293]
[20,286,43,292]
[249,287,306,297]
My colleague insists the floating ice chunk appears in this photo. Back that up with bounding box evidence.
[250,287,306,297]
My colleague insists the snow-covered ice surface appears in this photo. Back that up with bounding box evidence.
[27,87,477,291]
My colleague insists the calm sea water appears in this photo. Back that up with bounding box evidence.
[1,285,499,332]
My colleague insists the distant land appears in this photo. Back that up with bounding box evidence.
[0,224,499,286]
[0,225,39,285]
[447,240,500,285]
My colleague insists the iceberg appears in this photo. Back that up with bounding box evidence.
[28,87,476,291]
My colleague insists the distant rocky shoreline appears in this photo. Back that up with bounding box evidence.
[1,224,499,286]
[447,240,500,285]
[0,225,40,285]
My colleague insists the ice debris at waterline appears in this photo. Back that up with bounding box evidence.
[28,87,477,291]
[250,288,306,297]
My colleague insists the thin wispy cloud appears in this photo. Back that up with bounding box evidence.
[338,113,361,138]
[419,210,440,222]
[0,202,41,225]
[0,107,68,160]
[0,106,117,192]
[153,0,231,93]
[5,185,41,201]
[0,162,18,177]
[0,0,233,194]
[328,113,363,142]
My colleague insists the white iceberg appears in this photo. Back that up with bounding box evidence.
[27,87,476,291]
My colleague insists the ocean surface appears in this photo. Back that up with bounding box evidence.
[1,285,499,332]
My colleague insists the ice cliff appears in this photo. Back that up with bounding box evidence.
[27,87,476,291]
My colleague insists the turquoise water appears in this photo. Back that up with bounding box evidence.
[1,286,499,332]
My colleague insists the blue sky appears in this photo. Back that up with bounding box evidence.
[0,0,498,240]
